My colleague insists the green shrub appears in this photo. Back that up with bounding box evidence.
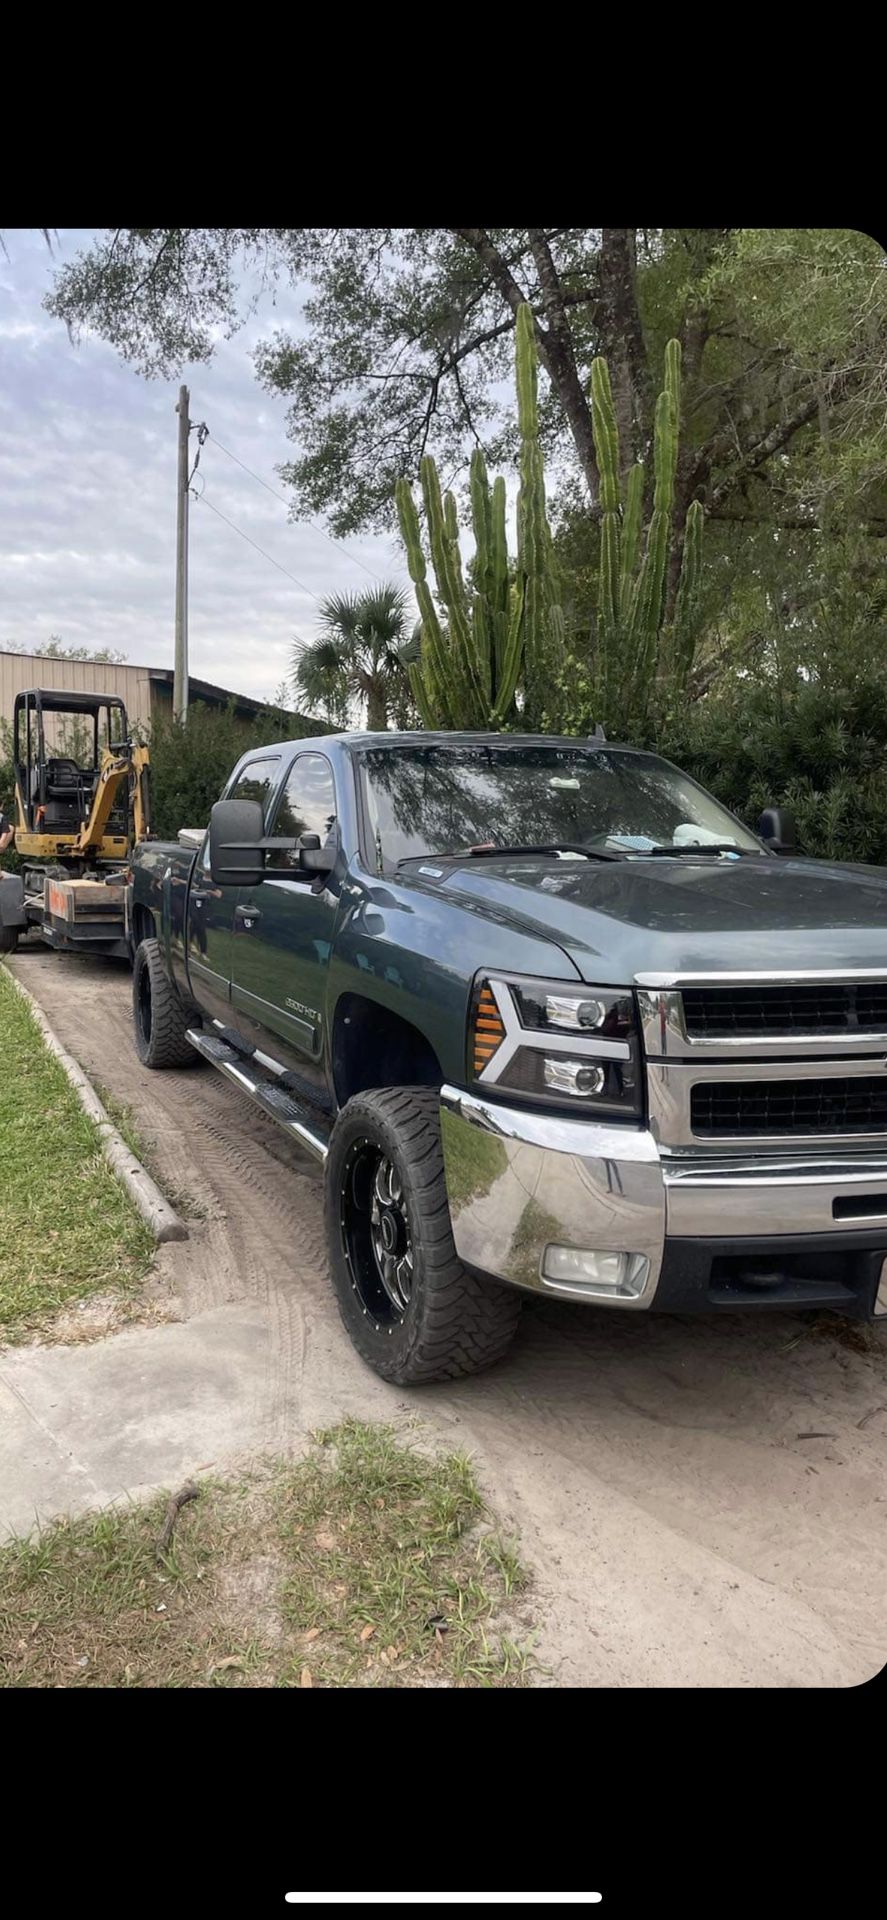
[146,700,326,840]
[653,675,887,865]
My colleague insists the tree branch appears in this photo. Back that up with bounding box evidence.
[452,357,483,447]
[453,227,600,502]
[705,392,823,508]
[527,228,600,497]
[597,229,649,471]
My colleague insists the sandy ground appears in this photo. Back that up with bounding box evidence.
[5,945,887,1688]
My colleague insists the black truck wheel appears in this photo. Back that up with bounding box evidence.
[132,938,198,1069]
[0,924,18,954]
[325,1087,522,1385]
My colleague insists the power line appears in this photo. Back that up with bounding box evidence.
[192,489,318,649]
[206,431,387,583]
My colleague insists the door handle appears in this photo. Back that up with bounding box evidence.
[235,904,261,925]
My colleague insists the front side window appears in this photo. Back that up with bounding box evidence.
[266,753,337,870]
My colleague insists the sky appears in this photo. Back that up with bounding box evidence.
[0,229,412,706]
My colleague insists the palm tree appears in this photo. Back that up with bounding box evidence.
[294,584,413,731]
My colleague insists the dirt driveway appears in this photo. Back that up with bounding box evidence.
[8,946,887,1687]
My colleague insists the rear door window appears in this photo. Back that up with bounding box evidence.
[228,756,281,814]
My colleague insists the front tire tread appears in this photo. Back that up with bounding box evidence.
[326,1086,521,1386]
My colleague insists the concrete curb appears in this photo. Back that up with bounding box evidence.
[2,964,188,1245]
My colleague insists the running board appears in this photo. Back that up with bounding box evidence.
[185,1028,329,1161]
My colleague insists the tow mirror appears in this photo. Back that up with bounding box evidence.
[209,802,337,885]
[297,832,336,876]
[209,797,265,886]
[757,806,798,855]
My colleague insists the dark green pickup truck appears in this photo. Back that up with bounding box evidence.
[130,730,887,1382]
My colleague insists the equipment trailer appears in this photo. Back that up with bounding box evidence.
[0,687,150,960]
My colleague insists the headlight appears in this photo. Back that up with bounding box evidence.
[468,974,642,1117]
[511,981,634,1040]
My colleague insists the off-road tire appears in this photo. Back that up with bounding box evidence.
[325,1086,522,1385]
[0,924,19,954]
[132,938,198,1069]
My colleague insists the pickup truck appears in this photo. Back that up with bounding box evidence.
[130,729,887,1383]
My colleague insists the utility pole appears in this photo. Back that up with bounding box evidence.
[174,384,190,724]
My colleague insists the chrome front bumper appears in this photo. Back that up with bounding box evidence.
[439,1085,887,1313]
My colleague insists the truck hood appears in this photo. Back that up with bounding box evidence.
[430,855,887,983]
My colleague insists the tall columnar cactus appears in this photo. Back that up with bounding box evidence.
[671,496,704,679]
[395,302,560,730]
[589,338,704,724]
[396,312,703,736]
[514,301,557,725]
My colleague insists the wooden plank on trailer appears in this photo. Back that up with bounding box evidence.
[45,878,126,922]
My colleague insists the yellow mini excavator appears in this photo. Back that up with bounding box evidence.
[0,687,151,959]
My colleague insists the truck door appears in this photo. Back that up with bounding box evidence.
[187,753,281,1029]
[230,751,340,1105]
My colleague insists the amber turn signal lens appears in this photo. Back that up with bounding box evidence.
[472,983,505,1076]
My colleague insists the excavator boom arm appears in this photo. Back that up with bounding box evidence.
[74,743,151,857]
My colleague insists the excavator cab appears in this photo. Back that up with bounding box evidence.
[13,688,150,867]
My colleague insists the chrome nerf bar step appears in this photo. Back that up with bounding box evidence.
[185,1028,329,1161]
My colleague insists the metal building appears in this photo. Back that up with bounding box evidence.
[0,651,307,739]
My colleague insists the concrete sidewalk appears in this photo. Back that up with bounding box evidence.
[0,1304,278,1537]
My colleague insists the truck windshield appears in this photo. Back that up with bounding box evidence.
[359,743,763,871]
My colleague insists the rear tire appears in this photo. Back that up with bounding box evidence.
[0,924,19,954]
[132,938,198,1069]
[325,1086,522,1385]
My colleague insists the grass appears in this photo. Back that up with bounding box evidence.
[0,1420,535,1688]
[508,1198,563,1288]
[0,970,154,1341]
[94,1084,147,1165]
[439,1106,508,1208]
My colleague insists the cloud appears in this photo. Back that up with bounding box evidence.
[0,229,411,704]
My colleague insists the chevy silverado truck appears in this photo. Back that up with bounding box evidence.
[129,730,887,1383]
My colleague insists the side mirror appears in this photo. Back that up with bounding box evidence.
[298,832,337,877]
[757,806,798,855]
[209,797,265,886]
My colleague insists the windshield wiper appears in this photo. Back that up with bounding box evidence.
[647,843,757,858]
[397,842,623,869]
[466,842,624,862]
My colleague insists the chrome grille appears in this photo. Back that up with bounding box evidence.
[682,983,887,1038]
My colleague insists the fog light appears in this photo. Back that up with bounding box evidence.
[543,1057,606,1096]
[541,1247,650,1298]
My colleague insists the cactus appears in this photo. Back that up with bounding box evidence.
[671,497,704,677]
[395,303,561,730]
[588,336,704,727]
[396,309,703,737]
[395,473,453,726]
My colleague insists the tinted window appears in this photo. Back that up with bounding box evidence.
[267,754,337,870]
[229,756,281,812]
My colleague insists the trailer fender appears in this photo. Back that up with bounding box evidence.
[0,872,26,930]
